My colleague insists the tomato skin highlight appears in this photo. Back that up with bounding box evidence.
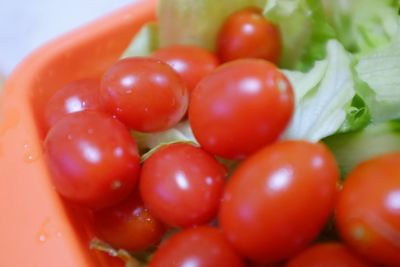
[152,45,220,93]
[44,79,105,131]
[286,242,372,267]
[189,59,294,160]
[336,152,400,267]
[44,110,140,209]
[100,57,188,132]
[148,226,246,267]
[93,192,166,252]
[217,7,281,64]
[218,141,339,263]
[140,143,226,228]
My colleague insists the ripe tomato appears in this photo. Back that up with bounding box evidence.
[93,192,166,252]
[44,79,105,131]
[336,152,400,266]
[148,226,246,267]
[100,57,188,132]
[139,143,226,228]
[286,242,371,267]
[44,110,140,209]
[189,59,294,160]
[218,141,339,263]
[152,45,220,93]
[217,7,281,64]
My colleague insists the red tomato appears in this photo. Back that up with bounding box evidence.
[44,79,105,131]
[218,141,339,263]
[286,242,371,267]
[248,262,284,267]
[217,7,281,64]
[139,143,226,228]
[189,59,294,160]
[152,45,220,93]
[148,226,246,267]
[100,57,188,132]
[336,152,400,266]
[93,192,166,252]
[44,110,140,209]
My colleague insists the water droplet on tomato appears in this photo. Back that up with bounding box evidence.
[114,146,124,157]
[111,180,122,190]
[205,176,214,185]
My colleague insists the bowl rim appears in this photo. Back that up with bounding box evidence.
[0,0,157,266]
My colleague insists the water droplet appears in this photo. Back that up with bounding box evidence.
[114,147,124,157]
[205,176,214,186]
[36,218,62,244]
[22,143,42,163]
[108,250,118,257]
[38,234,47,243]
[67,134,73,140]
[87,128,94,134]
[111,180,122,190]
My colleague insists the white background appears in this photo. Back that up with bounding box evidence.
[0,0,136,76]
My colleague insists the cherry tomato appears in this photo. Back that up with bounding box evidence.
[336,152,400,266]
[44,79,105,131]
[44,110,140,209]
[286,242,371,267]
[248,262,284,267]
[139,143,226,228]
[93,192,166,252]
[218,141,339,263]
[152,45,220,93]
[100,57,188,132]
[148,226,246,267]
[189,59,294,160]
[217,7,281,64]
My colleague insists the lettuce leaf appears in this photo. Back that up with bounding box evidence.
[355,28,400,122]
[322,0,400,54]
[157,0,266,51]
[324,120,400,177]
[121,22,159,58]
[132,121,198,153]
[283,40,356,141]
[264,0,335,70]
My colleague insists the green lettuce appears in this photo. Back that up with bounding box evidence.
[283,40,356,141]
[324,120,400,177]
[355,29,400,122]
[264,0,335,70]
[132,121,198,157]
[322,0,400,54]
[121,22,160,58]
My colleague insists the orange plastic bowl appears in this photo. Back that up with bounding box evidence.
[0,1,156,266]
